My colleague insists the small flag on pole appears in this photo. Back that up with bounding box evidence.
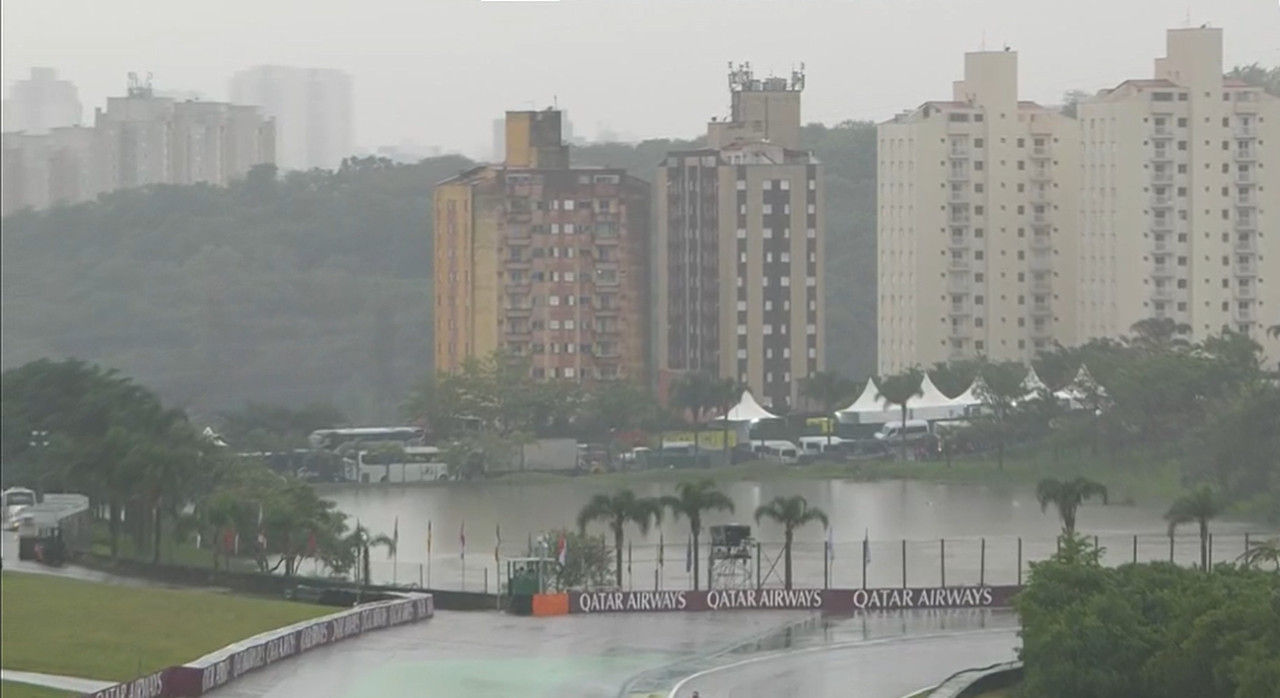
[257,504,267,549]
[427,521,433,557]
[863,528,871,565]
[556,533,567,566]
[495,523,502,563]
[658,531,665,568]
[460,521,466,560]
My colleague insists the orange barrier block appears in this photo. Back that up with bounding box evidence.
[531,593,570,617]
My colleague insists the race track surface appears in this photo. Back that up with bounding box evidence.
[212,609,1019,698]
[672,628,1020,698]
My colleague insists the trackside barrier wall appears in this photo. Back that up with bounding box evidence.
[928,660,1023,698]
[79,594,433,698]
[527,585,1019,616]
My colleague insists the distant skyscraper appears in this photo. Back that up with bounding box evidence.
[229,66,354,171]
[2,67,82,134]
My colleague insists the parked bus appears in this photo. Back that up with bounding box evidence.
[355,446,448,483]
[307,427,426,451]
[2,487,37,523]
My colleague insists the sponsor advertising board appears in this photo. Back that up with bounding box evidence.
[568,586,1018,615]
[81,594,434,698]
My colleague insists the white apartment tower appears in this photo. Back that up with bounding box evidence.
[229,66,354,172]
[878,51,1079,375]
[2,67,82,134]
[1077,28,1279,356]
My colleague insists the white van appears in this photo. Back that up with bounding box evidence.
[798,436,848,455]
[753,440,800,464]
[873,420,932,443]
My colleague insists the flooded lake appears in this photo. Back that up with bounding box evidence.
[321,477,1265,591]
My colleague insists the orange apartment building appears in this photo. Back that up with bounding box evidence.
[432,109,651,384]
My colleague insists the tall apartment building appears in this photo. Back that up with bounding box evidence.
[433,109,651,384]
[655,64,824,410]
[1,67,82,134]
[877,51,1079,375]
[2,75,274,216]
[1077,27,1279,356]
[229,66,354,171]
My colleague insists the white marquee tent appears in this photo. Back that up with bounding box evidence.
[714,390,780,422]
[837,374,966,424]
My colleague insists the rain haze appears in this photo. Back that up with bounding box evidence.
[3,0,1276,155]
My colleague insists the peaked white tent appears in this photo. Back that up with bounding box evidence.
[1055,365,1108,407]
[916,374,956,409]
[1021,367,1049,396]
[714,390,780,422]
[839,378,883,414]
[950,375,989,408]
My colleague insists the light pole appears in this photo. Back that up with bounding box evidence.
[29,430,51,500]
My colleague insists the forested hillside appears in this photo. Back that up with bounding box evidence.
[0,122,877,422]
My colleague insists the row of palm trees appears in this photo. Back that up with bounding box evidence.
[576,481,829,590]
[1036,477,1279,572]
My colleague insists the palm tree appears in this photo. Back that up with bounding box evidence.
[1237,537,1280,572]
[577,489,664,588]
[1036,477,1109,535]
[1166,486,1224,572]
[661,479,735,590]
[345,523,397,586]
[801,372,858,449]
[754,495,829,589]
[877,369,924,459]
[672,372,721,462]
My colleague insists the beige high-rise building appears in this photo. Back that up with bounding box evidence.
[655,63,825,410]
[229,65,354,171]
[1077,27,1279,358]
[877,50,1079,375]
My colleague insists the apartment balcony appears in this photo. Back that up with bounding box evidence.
[1030,214,1048,226]
[505,305,532,315]
[1151,170,1173,183]
[1150,194,1173,208]
[949,235,968,249]
[1235,237,1258,253]
[1234,285,1257,300]
[1030,146,1050,159]
[1151,218,1172,232]
[948,346,971,361]
[950,213,971,225]
[1235,218,1257,232]
[1234,307,1254,323]
[949,189,968,203]
[1235,169,1254,184]
[948,257,972,271]
[1030,236,1052,252]
[1150,125,1174,138]
[1234,260,1257,277]
[1031,280,1052,294]
[949,147,971,159]
[950,304,972,316]
[1235,123,1258,138]
[1030,190,1050,204]
[1030,322,1053,338]
[948,324,972,339]
[1030,168,1051,182]
[1029,256,1053,272]
[948,276,972,293]
[1151,149,1172,162]
[1236,148,1257,162]
[1030,304,1052,316]
[948,169,970,181]
[1151,286,1173,301]
[1152,265,1174,278]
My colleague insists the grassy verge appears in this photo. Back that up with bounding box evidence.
[0,571,331,682]
[331,445,1184,508]
[0,683,77,698]
[88,521,259,572]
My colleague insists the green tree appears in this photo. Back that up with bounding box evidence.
[660,479,735,590]
[576,489,664,588]
[971,361,1027,470]
[1166,485,1224,571]
[343,523,397,586]
[1226,63,1280,97]
[876,368,924,458]
[753,495,829,590]
[800,371,858,448]
[1237,537,1280,572]
[1036,477,1109,535]
[671,372,721,461]
[541,529,613,590]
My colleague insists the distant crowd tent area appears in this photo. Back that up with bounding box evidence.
[307,426,426,451]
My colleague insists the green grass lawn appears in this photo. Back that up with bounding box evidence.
[0,571,331,682]
[0,682,77,698]
[87,521,259,572]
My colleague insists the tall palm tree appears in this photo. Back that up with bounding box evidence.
[1237,537,1280,572]
[345,523,397,586]
[754,495,829,590]
[661,479,735,590]
[577,489,664,588]
[1166,485,1224,572]
[877,369,924,459]
[1036,477,1109,535]
[801,372,858,449]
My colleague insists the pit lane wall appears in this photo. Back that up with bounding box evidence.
[530,586,1019,616]
[79,593,434,698]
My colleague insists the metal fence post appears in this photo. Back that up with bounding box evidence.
[1132,535,1137,564]
[755,541,762,589]
[901,539,907,589]
[940,539,946,588]
[1017,537,1023,587]
[979,537,986,586]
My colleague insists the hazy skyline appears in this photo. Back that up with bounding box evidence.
[3,0,1277,159]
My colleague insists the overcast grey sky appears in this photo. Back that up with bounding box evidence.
[3,0,1277,157]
